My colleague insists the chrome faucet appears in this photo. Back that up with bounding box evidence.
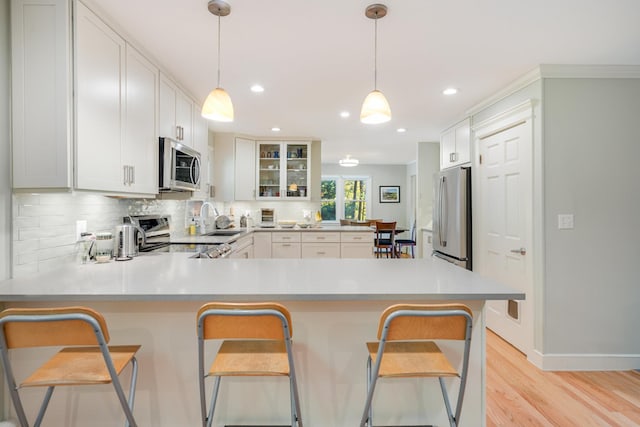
[199,202,218,233]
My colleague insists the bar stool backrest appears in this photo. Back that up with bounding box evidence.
[377,303,473,341]
[0,306,110,348]
[197,302,293,340]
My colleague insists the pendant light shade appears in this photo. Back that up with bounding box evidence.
[360,4,391,124]
[202,0,234,122]
[360,90,391,124]
[202,87,234,122]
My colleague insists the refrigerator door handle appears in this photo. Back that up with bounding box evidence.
[439,176,447,247]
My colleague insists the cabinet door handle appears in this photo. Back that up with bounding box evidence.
[282,244,291,247]
[317,236,325,240]
[353,236,362,240]
[510,248,526,255]
[123,165,128,185]
[131,165,135,184]
[450,152,457,163]
[317,251,326,255]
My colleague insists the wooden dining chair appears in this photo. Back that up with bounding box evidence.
[0,306,141,427]
[360,304,473,427]
[373,221,396,258]
[196,302,303,427]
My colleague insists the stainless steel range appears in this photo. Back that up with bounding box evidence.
[124,215,232,258]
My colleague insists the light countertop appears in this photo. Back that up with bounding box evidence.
[0,254,523,302]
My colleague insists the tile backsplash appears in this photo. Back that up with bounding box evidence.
[11,192,319,278]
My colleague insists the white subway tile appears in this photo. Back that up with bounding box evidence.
[14,239,39,254]
[13,263,38,277]
[38,244,75,261]
[40,234,76,249]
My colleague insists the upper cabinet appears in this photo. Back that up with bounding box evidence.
[75,3,157,195]
[257,141,310,200]
[440,118,471,170]
[191,112,210,200]
[235,137,256,200]
[159,75,193,147]
[11,0,213,197]
[11,0,72,189]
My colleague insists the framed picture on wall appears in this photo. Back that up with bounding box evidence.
[379,185,400,203]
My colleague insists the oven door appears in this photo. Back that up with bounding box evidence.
[159,137,201,191]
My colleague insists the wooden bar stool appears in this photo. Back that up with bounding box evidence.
[0,306,141,427]
[196,302,303,427]
[360,304,473,427]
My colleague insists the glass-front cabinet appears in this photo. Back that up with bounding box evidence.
[257,141,310,200]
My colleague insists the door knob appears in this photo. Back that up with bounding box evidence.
[510,248,526,255]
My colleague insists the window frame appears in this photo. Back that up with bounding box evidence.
[320,175,372,224]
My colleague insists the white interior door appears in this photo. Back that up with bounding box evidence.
[476,106,533,355]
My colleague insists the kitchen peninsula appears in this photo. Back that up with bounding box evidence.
[0,255,522,426]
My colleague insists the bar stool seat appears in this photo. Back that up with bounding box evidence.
[360,304,473,427]
[0,306,140,427]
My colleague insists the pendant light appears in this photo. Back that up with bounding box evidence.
[201,0,234,122]
[360,4,391,125]
[339,155,359,167]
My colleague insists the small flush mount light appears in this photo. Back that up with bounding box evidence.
[396,128,406,133]
[443,87,458,95]
[250,84,264,93]
[339,155,359,167]
[271,127,281,132]
[201,0,234,122]
[360,4,391,125]
[340,111,350,118]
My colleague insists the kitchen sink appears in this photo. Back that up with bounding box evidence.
[203,229,244,236]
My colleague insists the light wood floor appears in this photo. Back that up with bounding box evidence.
[486,329,640,426]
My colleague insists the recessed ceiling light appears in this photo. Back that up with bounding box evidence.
[340,111,350,118]
[251,84,265,93]
[271,127,280,132]
[397,128,406,133]
[443,87,458,95]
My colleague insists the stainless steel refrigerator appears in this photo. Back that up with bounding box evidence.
[432,166,472,270]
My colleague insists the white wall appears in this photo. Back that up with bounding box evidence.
[321,163,408,228]
[1,0,10,281]
[416,142,440,256]
[542,78,640,356]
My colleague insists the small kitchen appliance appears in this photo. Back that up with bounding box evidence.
[159,137,201,192]
[114,223,146,260]
[260,208,275,227]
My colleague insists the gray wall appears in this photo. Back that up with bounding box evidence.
[1,0,10,281]
[543,78,640,354]
[321,163,408,228]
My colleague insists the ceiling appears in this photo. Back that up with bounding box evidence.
[87,0,640,165]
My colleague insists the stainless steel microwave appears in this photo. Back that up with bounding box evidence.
[159,137,201,192]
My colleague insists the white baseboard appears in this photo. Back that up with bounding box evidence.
[528,349,640,371]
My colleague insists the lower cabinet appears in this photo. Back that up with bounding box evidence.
[422,230,433,258]
[340,232,374,258]
[301,232,341,258]
[272,232,301,259]
[251,230,374,258]
[252,232,272,258]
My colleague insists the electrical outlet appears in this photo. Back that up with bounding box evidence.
[76,220,87,241]
[557,214,574,230]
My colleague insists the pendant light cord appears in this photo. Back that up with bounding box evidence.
[373,13,378,90]
[217,12,222,87]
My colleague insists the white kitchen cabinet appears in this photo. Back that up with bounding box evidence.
[75,2,125,192]
[301,232,341,258]
[234,137,256,200]
[340,232,374,258]
[159,74,193,146]
[257,141,311,200]
[75,3,157,195]
[122,45,159,194]
[422,229,433,258]
[440,118,471,170]
[11,0,72,189]
[192,112,210,199]
[252,232,272,258]
[272,232,301,259]
[228,235,254,259]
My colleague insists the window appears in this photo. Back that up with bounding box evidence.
[321,176,371,222]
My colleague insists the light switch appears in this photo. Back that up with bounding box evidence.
[558,214,574,229]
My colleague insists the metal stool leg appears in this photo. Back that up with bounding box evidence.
[207,376,221,427]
